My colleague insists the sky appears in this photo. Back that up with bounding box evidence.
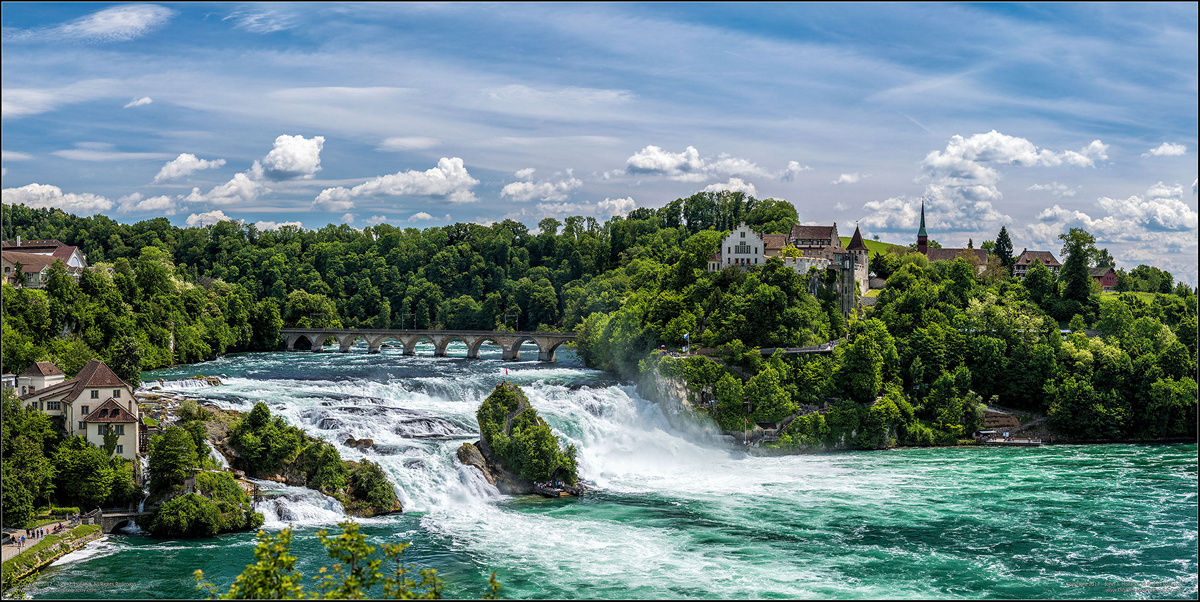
[2,3,1197,283]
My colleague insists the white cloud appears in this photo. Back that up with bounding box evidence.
[123,97,152,108]
[409,212,435,222]
[184,166,268,206]
[261,134,324,180]
[1,151,33,161]
[624,145,783,184]
[780,161,811,182]
[117,192,177,215]
[1,79,120,118]
[5,4,175,43]
[500,171,582,202]
[1027,182,1079,198]
[51,145,173,162]
[185,210,238,228]
[254,220,303,231]
[597,197,636,217]
[153,153,226,183]
[832,173,862,185]
[341,213,356,224]
[870,131,1109,234]
[515,168,537,180]
[378,136,439,151]
[2,183,112,214]
[703,178,758,197]
[314,157,480,210]
[485,84,635,106]
[224,8,297,33]
[1143,142,1187,157]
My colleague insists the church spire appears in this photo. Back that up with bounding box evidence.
[917,199,929,254]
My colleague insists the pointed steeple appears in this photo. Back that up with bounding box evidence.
[847,224,868,251]
[918,199,927,238]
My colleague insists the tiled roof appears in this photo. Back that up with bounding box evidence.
[18,358,131,403]
[846,226,868,251]
[83,398,137,423]
[709,252,721,261]
[20,361,63,377]
[790,224,836,240]
[2,239,66,249]
[926,248,988,263]
[1015,250,1060,267]
[2,251,58,273]
[1088,266,1115,277]
[762,234,787,250]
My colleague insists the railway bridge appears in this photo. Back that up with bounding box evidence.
[280,328,576,362]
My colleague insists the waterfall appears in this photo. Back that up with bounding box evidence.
[252,480,347,527]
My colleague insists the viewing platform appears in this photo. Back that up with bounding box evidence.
[280,328,576,362]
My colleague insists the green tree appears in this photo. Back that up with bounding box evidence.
[1058,228,1097,308]
[52,437,116,508]
[993,226,1014,275]
[149,425,200,493]
[107,334,144,389]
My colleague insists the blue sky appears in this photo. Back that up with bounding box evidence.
[2,3,1197,282]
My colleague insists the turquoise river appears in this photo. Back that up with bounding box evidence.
[24,345,1198,599]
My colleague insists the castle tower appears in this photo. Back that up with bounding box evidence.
[917,199,928,254]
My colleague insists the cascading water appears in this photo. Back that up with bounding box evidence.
[24,344,1197,600]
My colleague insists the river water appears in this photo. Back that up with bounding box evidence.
[25,344,1198,599]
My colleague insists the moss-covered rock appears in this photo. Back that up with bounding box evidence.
[465,383,580,493]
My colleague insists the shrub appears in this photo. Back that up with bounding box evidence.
[142,494,222,538]
[347,460,396,514]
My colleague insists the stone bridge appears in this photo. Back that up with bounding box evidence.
[280,328,577,362]
[86,510,151,533]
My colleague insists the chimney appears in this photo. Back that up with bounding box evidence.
[16,235,20,246]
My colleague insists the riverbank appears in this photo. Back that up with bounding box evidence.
[1,525,103,591]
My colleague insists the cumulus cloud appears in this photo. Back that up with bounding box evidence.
[117,192,177,214]
[313,157,479,211]
[341,213,356,224]
[5,4,175,43]
[780,161,811,182]
[184,167,268,206]
[2,183,112,214]
[501,170,582,202]
[624,145,793,184]
[185,210,238,228]
[1027,182,1079,198]
[409,212,435,222]
[515,168,537,180]
[123,96,152,108]
[1143,142,1187,157]
[1021,182,1198,282]
[832,173,862,185]
[153,153,226,183]
[863,131,1108,233]
[261,134,324,180]
[254,220,303,231]
[378,136,439,151]
[703,178,758,197]
[597,197,636,217]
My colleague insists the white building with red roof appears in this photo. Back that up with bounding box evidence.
[20,358,141,460]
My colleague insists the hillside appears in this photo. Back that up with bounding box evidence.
[840,236,906,255]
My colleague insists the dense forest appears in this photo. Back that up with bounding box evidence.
[2,194,1196,449]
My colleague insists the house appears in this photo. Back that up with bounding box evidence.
[19,359,140,461]
[1089,266,1117,292]
[2,238,89,288]
[1,238,88,268]
[1013,249,1062,280]
[788,223,842,251]
[713,223,768,269]
[915,200,988,273]
[17,361,65,396]
[1,373,16,392]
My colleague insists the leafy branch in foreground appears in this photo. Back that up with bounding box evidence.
[195,521,499,599]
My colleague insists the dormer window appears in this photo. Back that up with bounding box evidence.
[99,409,109,417]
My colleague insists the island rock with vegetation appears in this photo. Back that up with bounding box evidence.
[458,383,581,496]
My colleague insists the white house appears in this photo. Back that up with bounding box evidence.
[20,359,141,461]
[712,223,767,270]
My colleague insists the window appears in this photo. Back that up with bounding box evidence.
[113,389,121,398]
[47,401,60,410]
[98,424,106,435]
[740,231,745,238]
[81,405,89,415]
[78,421,86,430]
[98,409,108,417]
[114,425,125,435]
[91,390,99,399]
[115,445,123,455]
[21,386,26,395]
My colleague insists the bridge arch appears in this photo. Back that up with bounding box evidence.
[403,335,436,356]
[467,336,507,359]
[434,335,471,357]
